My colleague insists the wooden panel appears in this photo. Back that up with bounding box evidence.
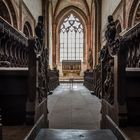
[0,69,28,125]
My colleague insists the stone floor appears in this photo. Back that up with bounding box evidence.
[2,84,140,140]
[48,83,101,130]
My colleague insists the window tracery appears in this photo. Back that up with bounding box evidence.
[59,13,84,62]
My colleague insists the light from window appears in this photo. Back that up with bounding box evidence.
[59,13,84,62]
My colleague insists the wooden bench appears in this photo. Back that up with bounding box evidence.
[0,17,49,128]
[47,69,59,92]
[83,70,95,91]
[100,17,140,139]
[0,68,28,125]
[125,68,140,125]
[0,108,2,140]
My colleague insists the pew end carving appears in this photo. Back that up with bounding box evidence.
[0,108,2,140]
[100,16,140,139]
[83,69,95,92]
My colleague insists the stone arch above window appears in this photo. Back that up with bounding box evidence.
[0,0,11,24]
[115,20,122,36]
[128,0,140,27]
[23,21,33,38]
[56,6,88,27]
[0,0,17,28]
[133,2,140,25]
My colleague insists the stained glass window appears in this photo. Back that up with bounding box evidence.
[59,13,84,62]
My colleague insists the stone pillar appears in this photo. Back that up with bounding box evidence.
[52,23,57,66]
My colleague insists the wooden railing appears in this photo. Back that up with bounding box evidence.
[0,15,49,129]
[28,38,49,127]
[100,16,140,139]
[0,17,28,67]
[0,17,29,127]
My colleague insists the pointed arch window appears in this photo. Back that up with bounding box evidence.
[59,13,84,62]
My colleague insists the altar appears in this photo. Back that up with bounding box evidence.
[62,60,81,76]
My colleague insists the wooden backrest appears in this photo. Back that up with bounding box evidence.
[100,17,140,136]
[0,108,2,140]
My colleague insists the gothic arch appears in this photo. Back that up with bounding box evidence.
[54,0,90,20]
[23,21,33,38]
[128,0,140,27]
[0,0,17,28]
[0,0,11,24]
[115,20,122,36]
[53,6,88,65]
[55,6,88,26]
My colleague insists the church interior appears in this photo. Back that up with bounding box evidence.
[0,0,140,139]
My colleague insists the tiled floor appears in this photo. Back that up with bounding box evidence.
[2,83,101,140]
[48,83,101,130]
[3,84,140,140]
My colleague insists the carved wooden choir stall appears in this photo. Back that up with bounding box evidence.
[94,64,102,98]
[0,16,59,139]
[100,16,140,139]
[83,70,95,91]
[83,64,101,97]
[47,69,59,92]
[0,108,2,140]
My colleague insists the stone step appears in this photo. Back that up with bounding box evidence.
[35,129,117,140]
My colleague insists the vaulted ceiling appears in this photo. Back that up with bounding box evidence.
[50,0,93,19]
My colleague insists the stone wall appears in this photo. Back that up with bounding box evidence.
[23,0,42,22]
[101,0,122,46]
[101,0,121,31]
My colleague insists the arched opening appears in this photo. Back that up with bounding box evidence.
[115,20,122,36]
[59,13,84,62]
[23,22,33,38]
[0,1,11,24]
[133,2,140,25]
[128,0,140,27]
[54,7,88,77]
[0,0,17,28]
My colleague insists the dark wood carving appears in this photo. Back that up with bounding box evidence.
[0,16,49,127]
[34,16,48,104]
[0,17,28,67]
[0,108,2,140]
[48,69,59,92]
[101,16,140,138]
[83,70,95,91]
[28,16,49,127]
[94,64,101,98]
[101,15,117,105]
[0,17,29,125]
